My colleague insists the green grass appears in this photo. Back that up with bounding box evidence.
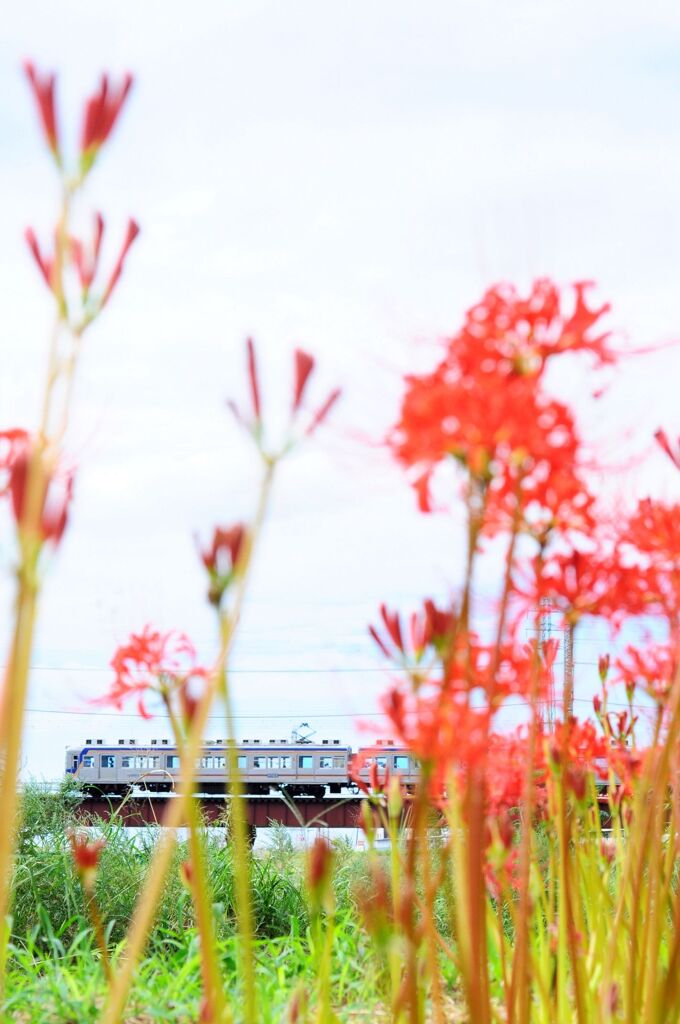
[4,784,416,1021]
[5,918,388,1023]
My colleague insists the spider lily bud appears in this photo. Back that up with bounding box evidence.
[69,831,105,890]
[180,859,194,890]
[197,523,248,608]
[306,837,334,910]
[287,985,308,1023]
[598,654,610,683]
[387,774,403,820]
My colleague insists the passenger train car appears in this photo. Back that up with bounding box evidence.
[65,737,420,797]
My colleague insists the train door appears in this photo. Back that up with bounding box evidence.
[99,752,117,785]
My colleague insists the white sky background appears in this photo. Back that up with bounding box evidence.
[1,1,680,778]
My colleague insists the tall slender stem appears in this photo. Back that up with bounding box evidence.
[100,460,275,1024]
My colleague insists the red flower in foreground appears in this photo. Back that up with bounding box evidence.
[389,279,611,529]
[369,598,457,668]
[25,217,140,311]
[96,626,199,718]
[228,339,341,443]
[615,643,675,707]
[548,718,609,777]
[24,61,60,159]
[80,72,134,167]
[0,431,74,546]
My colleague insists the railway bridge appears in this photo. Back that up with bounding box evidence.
[74,792,371,830]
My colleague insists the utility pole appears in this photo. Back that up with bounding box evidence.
[538,597,557,729]
[563,622,575,720]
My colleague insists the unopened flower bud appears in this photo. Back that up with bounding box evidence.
[306,837,334,907]
[180,859,194,890]
[387,774,403,820]
[69,831,105,890]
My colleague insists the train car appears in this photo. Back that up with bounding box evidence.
[65,737,352,797]
[352,741,420,792]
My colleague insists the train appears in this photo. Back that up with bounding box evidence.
[65,736,420,797]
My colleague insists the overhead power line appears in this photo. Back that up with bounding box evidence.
[24,695,657,720]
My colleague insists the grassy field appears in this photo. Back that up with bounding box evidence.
[6,784,458,1022]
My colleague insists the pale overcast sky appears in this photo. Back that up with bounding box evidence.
[1,1,680,778]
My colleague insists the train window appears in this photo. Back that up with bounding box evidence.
[167,755,180,768]
[375,757,387,769]
[237,756,247,770]
[196,756,214,769]
[267,757,280,769]
[280,756,292,769]
[148,756,160,769]
[394,756,409,771]
[122,756,148,770]
[298,755,313,769]
[101,755,115,769]
[320,756,344,769]
[253,756,267,769]
[82,756,95,768]
[214,756,226,769]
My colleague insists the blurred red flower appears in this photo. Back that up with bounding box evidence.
[96,626,200,719]
[23,61,60,159]
[81,73,134,167]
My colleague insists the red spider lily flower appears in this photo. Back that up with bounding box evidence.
[292,350,315,412]
[522,544,634,629]
[69,831,105,888]
[228,339,340,446]
[654,428,680,470]
[69,213,105,293]
[389,279,611,529]
[547,718,609,777]
[614,644,675,707]
[0,430,30,494]
[5,439,74,547]
[197,523,248,607]
[618,498,680,623]
[80,72,134,172]
[369,598,458,668]
[96,626,199,719]
[100,219,140,308]
[26,216,139,313]
[349,749,392,796]
[23,61,60,161]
